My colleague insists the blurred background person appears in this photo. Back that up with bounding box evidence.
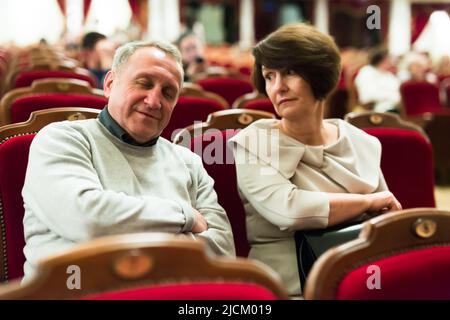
[81,31,116,88]
[354,48,401,113]
[398,52,437,83]
[175,31,207,82]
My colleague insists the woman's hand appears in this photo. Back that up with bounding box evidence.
[365,191,402,215]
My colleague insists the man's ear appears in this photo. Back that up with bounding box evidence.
[103,70,114,98]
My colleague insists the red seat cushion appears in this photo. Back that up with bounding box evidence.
[0,134,36,280]
[243,99,278,117]
[84,282,278,300]
[190,130,249,257]
[161,96,224,141]
[336,246,450,299]
[400,81,443,116]
[196,78,254,106]
[364,128,435,208]
[10,94,107,123]
[14,70,97,89]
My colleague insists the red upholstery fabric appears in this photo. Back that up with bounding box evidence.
[14,70,97,89]
[10,94,107,123]
[161,96,225,141]
[243,99,278,118]
[445,83,450,108]
[364,128,435,208]
[400,81,443,116]
[196,77,254,107]
[0,134,36,281]
[84,282,277,300]
[336,246,450,299]
[190,130,249,257]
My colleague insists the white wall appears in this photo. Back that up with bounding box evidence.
[0,0,65,46]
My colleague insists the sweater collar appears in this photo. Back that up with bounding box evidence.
[98,106,159,147]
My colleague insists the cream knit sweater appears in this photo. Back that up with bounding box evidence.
[22,119,235,281]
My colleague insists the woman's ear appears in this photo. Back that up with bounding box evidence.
[103,70,114,98]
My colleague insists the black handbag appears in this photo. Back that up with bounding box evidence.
[295,221,364,290]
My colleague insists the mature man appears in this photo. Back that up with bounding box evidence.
[22,41,235,281]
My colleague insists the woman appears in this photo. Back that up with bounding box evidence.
[229,24,402,297]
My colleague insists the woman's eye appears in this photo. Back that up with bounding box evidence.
[263,73,272,81]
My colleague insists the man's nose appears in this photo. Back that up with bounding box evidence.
[144,89,162,109]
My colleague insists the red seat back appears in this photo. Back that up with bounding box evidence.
[190,130,249,257]
[10,94,107,123]
[14,70,97,89]
[400,81,442,116]
[161,96,225,141]
[84,282,278,300]
[337,246,450,299]
[364,127,435,208]
[242,98,278,117]
[0,134,36,282]
[196,77,254,107]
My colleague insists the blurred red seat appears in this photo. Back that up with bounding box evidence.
[161,95,225,141]
[14,69,97,89]
[10,93,106,123]
[196,77,254,106]
[400,81,444,116]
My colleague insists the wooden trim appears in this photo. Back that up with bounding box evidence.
[180,83,229,109]
[0,233,289,300]
[173,108,276,144]
[232,91,268,109]
[344,111,429,141]
[0,78,103,126]
[0,107,101,143]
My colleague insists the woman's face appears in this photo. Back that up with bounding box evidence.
[262,66,316,119]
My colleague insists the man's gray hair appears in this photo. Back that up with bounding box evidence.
[111,40,184,80]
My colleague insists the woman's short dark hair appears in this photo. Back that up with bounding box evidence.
[252,23,341,100]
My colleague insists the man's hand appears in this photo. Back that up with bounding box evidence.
[192,208,208,233]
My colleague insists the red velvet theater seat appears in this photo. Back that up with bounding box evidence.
[336,246,450,299]
[10,93,107,123]
[0,134,36,282]
[190,130,249,257]
[400,81,444,116]
[363,127,435,209]
[196,77,254,107]
[14,70,97,89]
[0,233,288,299]
[161,95,225,141]
[85,283,278,300]
[305,208,450,300]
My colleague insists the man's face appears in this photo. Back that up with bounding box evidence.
[103,47,183,143]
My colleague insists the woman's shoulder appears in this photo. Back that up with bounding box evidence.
[336,119,382,153]
[228,118,279,145]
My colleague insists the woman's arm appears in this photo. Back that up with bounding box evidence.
[327,191,402,226]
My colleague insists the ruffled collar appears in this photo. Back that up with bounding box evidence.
[230,119,382,193]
